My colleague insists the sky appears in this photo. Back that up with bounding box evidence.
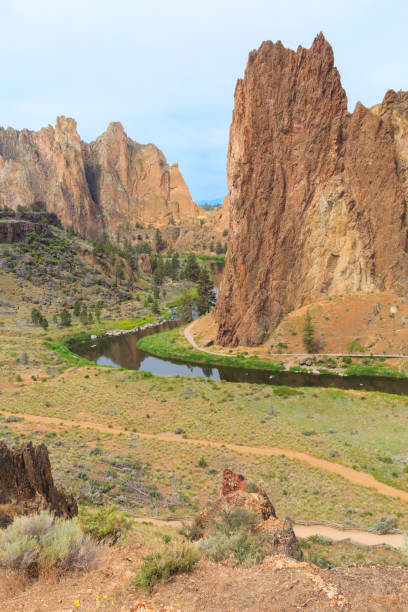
[0,1,407,201]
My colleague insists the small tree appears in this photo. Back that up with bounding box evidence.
[80,305,89,326]
[39,316,48,330]
[60,309,72,327]
[153,259,165,285]
[73,300,81,317]
[196,268,215,315]
[184,254,200,282]
[152,298,160,315]
[170,252,180,280]
[95,302,103,322]
[302,311,317,353]
[177,290,194,322]
[154,229,166,253]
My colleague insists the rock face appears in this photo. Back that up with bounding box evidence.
[216,33,408,345]
[0,220,53,243]
[0,441,78,522]
[0,118,199,241]
[200,468,300,558]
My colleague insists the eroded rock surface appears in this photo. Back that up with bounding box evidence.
[200,468,299,558]
[0,118,199,241]
[0,441,77,523]
[216,33,408,345]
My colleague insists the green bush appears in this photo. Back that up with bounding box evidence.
[198,508,265,567]
[212,509,258,536]
[273,386,303,398]
[198,530,265,567]
[372,517,397,534]
[0,512,98,576]
[133,545,199,593]
[79,505,131,545]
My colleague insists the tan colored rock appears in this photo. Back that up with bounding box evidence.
[137,253,152,275]
[216,33,408,345]
[0,117,200,241]
[199,468,300,558]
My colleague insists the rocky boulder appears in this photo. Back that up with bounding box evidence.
[200,468,300,558]
[0,441,77,524]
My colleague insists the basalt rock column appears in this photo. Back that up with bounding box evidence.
[216,34,408,345]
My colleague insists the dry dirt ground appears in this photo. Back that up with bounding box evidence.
[191,292,408,358]
[2,548,408,612]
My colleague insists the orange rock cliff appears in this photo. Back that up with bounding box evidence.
[0,117,200,240]
[216,33,408,346]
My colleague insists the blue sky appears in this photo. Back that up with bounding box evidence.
[1,1,407,201]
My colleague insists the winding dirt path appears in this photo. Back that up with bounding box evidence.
[4,410,408,502]
[132,517,406,549]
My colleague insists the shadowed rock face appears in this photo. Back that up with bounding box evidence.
[0,118,199,240]
[216,33,408,346]
[0,441,77,522]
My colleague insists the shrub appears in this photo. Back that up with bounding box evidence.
[0,512,99,576]
[377,455,393,464]
[133,545,199,593]
[213,509,258,535]
[302,311,317,353]
[244,481,259,493]
[372,517,397,534]
[198,530,265,567]
[79,505,131,545]
[304,550,335,569]
[197,508,266,567]
[197,456,207,468]
[180,517,204,542]
[273,386,303,398]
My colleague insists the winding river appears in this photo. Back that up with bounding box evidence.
[69,320,408,395]
[69,258,408,395]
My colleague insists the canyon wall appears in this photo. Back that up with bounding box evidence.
[216,33,408,346]
[0,117,200,240]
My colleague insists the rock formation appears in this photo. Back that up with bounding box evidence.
[0,220,53,243]
[199,468,300,558]
[0,440,77,525]
[216,33,408,345]
[0,117,200,241]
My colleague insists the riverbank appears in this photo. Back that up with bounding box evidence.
[136,322,408,381]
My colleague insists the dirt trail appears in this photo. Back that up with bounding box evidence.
[3,409,408,503]
[132,517,406,549]
[184,320,408,359]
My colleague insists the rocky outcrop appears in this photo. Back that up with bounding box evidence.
[0,220,54,243]
[137,253,152,275]
[0,118,200,241]
[216,33,408,345]
[0,441,77,523]
[219,467,276,520]
[200,468,300,558]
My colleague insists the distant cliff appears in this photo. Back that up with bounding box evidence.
[0,117,200,240]
[216,33,408,346]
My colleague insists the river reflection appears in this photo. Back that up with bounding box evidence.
[70,321,408,395]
